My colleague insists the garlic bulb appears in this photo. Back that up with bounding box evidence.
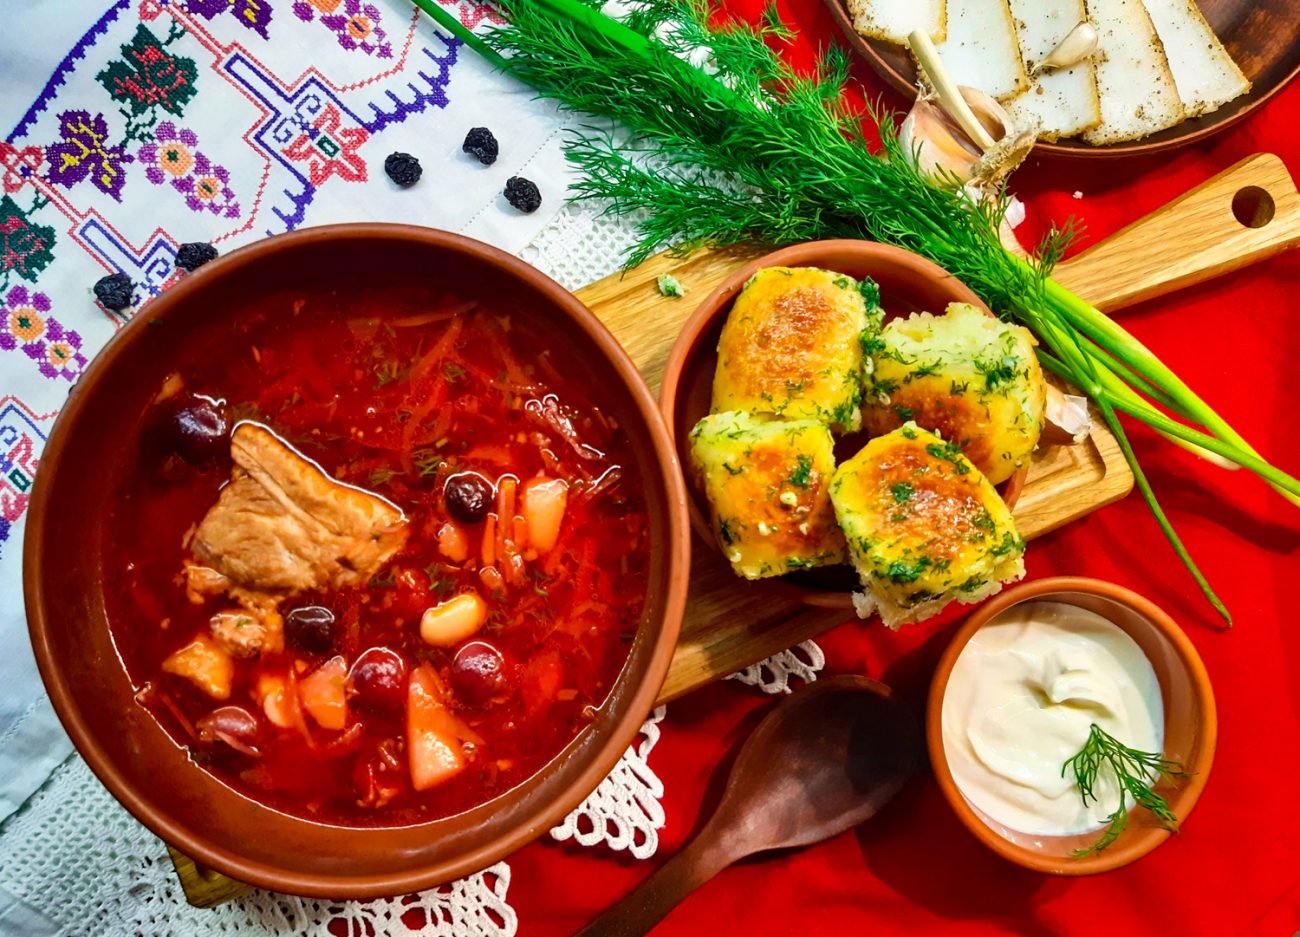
[901,31,1037,253]
[1031,21,1099,77]
[899,94,984,182]
[899,86,1035,190]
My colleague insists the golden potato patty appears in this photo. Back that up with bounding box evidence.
[862,303,1045,484]
[712,267,881,432]
[830,422,1025,627]
[690,411,846,579]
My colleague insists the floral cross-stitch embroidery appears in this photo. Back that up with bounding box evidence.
[45,111,133,201]
[447,0,507,30]
[0,145,44,196]
[97,24,199,120]
[0,286,85,382]
[0,196,56,286]
[293,0,392,57]
[139,122,240,217]
[186,0,274,39]
[282,102,368,185]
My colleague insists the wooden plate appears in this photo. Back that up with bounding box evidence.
[823,0,1300,159]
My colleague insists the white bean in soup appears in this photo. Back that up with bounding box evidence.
[941,601,1163,837]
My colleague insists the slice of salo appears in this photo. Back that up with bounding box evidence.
[1141,0,1250,118]
[924,0,1028,101]
[1082,0,1184,145]
[848,0,947,44]
[1004,0,1101,139]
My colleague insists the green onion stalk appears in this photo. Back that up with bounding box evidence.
[413,0,1300,622]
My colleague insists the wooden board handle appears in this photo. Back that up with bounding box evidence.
[1053,153,1300,313]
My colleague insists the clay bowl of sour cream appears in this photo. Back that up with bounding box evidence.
[927,576,1216,875]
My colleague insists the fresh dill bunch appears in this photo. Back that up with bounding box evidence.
[1063,723,1192,856]
[486,0,1067,309]
[411,0,1300,621]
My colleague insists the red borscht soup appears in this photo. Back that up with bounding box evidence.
[105,290,650,825]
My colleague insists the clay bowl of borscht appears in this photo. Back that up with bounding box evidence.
[23,224,690,898]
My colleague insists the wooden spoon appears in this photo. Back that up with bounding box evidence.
[577,675,920,936]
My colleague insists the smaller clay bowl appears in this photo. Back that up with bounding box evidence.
[927,577,1217,875]
[659,239,1028,610]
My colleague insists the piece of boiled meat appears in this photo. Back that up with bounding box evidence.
[188,422,408,595]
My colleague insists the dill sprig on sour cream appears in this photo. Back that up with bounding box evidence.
[1064,723,1191,856]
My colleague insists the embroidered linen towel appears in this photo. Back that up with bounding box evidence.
[0,0,571,822]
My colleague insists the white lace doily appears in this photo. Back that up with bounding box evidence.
[0,757,518,937]
[727,640,825,695]
[550,705,666,858]
[520,199,648,291]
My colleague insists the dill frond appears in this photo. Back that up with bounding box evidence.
[1064,723,1191,856]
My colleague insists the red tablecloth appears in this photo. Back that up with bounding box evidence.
[503,4,1300,933]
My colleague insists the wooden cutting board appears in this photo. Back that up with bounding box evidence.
[585,152,1300,701]
[171,152,1300,905]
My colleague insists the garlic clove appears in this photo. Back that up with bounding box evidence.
[1031,21,1099,77]
[1041,383,1092,446]
[952,85,1016,146]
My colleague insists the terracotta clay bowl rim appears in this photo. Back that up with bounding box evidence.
[659,238,1028,610]
[925,576,1217,875]
[821,0,1300,160]
[23,223,691,898]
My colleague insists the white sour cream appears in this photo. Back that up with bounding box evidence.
[941,601,1163,836]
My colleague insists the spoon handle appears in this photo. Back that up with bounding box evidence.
[575,832,735,937]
